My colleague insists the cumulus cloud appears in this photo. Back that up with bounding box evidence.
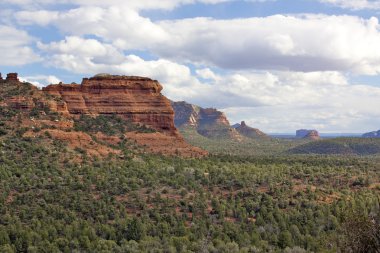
[20,75,61,88]
[218,71,380,133]
[158,15,380,74]
[0,25,40,66]
[38,36,197,89]
[196,68,220,81]
[15,7,380,75]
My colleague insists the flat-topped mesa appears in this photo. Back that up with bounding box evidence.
[43,75,177,134]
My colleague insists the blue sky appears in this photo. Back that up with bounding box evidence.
[1,0,380,133]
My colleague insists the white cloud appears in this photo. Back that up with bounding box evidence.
[2,0,232,10]
[217,71,380,132]
[320,0,380,10]
[158,15,380,75]
[15,7,380,75]
[15,10,59,26]
[196,68,220,81]
[38,36,196,89]
[20,75,61,88]
[0,25,40,66]
[16,6,169,50]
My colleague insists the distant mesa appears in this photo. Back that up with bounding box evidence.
[233,121,268,138]
[362,130,380,138]
[296,129,320,140]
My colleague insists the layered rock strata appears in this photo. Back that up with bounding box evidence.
[43,75,177,134]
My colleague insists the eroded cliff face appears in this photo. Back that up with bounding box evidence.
[1,73,207,158]
[172,101,242,140]
[43,76,177,134]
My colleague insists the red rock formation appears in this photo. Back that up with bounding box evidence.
[6,73,19,82]
[1,73,207,157]
[7,97,35,110]
[43,75,176,134]
[43,75,207,157]
[235,121,268,138]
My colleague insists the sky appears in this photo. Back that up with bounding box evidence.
[1,0,380,133]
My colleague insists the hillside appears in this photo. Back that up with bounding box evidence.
[1,127,380,252]
[0,74,206,158]
[289,137,380,155]
[363,130,380,138]
[178,125,306,156]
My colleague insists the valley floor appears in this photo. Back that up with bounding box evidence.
[1,133,379,252]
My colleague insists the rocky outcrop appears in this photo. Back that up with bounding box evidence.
[362,130,380,138]
[172,101,242,140]
[1,76,69,113]
[172,101,201,127]
[43,75,177,134]
[296,129,320,140]
[6,73,19,82]
[6,97,35,110]
[234,121,267,138]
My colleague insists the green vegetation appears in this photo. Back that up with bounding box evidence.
[179,125,308,156]
[0,81,34,100]
[1,128,380,252]
[0,80,379,252]
[289,138,380,155]
[74,115,156,136]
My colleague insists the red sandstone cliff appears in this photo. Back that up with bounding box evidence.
[1,73,207,157]
[43,75,177,134]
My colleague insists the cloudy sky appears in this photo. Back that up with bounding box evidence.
[1,0,380,133]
